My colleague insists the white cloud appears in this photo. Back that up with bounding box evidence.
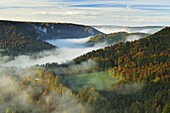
[30,10,85,16]
[0,37,105,68]
[0,0,169,26]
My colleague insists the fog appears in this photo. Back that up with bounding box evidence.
[125,35,143,42]
[0,37,106,68]
[94,26,163,34]
[0,67,90,113]
[54,59,97,75]
[0,28,152,112]
[45,37,90,48]
[112,82,145,94]
[0,27,161,68]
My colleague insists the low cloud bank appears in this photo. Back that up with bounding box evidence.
[0,37,106,68]
[0,47,102,68]
[94,26,163,34]
[0,27,161,68]
[125,35,144,42]
[45,37,91,48]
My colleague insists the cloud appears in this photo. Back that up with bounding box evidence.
[130,4,170,11]
[0,37,106,68]
[0,0,170,26]
[0,47,102,68]
[112,82,145,94]
[45,37,90,48]
[54,59,97,75]
[94,26,163,34]
[71,3,127,8]
[0,26,164,68]
[31,10,84,16]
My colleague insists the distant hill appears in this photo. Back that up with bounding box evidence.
[0,20,103,56]
[93,25,164,34]
[0,20,103,40]
[85,32,149,46]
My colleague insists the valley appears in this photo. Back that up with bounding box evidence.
[0,20,169,113]
[0,0,170,112]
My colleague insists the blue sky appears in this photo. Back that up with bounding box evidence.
[0,0,170,26]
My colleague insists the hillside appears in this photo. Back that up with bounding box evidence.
[60,71,118,90]
[50,27,169,113]
[0,37,55,56]
[0,21,56,56]
[75,27,170,82]
[0,20,103,40]
[85,32,149,46]
[0,20,103,56]
[1,27,169,113]
[73,27,169,113]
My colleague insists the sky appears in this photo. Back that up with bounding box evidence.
[0,0,170,26]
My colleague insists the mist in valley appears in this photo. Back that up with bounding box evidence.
[94,26,163,34]
[0,37,105,68]
[0,27,161,113]
[0,36,105,68]
[0,27,161,68]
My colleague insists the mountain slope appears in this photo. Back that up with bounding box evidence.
[0,20,103,56]
[0,21,56,56]
[75,27,170,82]
[60,27,170,113]
[0,37,55,56]
[0,20,103,40]
[0,26,169,113]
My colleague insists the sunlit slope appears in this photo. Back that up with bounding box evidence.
[60,71,118,90]
[85,32,149,46]
[74,27,170,82]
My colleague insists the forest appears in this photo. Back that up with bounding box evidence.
[42,27,170,113]
[0,21,55,56]
[0,26,169,113]
[86,32,149,46]
[75,27,170,83]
